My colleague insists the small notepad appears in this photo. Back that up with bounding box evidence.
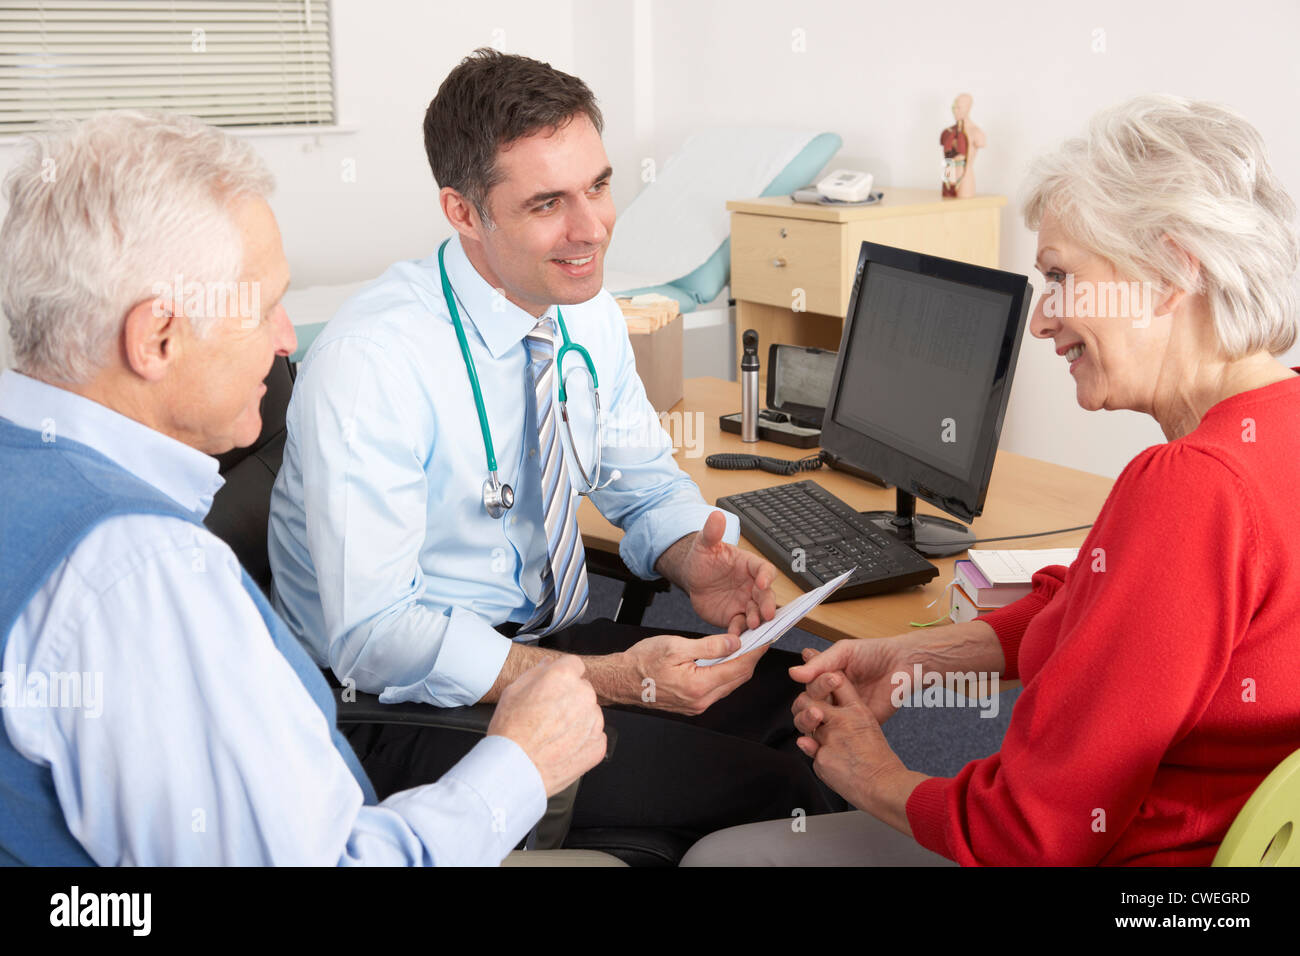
[967,549,1078,586]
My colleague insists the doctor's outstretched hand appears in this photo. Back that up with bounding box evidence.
[655,510,778,635]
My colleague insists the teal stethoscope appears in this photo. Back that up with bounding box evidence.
[438,240,619,519]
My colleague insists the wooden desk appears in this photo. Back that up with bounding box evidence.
[578,377,1114,643]
[727,191,1007,387]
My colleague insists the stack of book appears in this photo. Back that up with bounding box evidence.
[949,549,1079,623]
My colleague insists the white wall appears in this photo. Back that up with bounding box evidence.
[265,0,575,288]
[0,0,576,367]
[582,0,1300,478]
[3,0,1298,480]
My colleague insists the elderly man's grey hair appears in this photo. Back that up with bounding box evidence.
[0,110,274,384]
[1022,94,1299,359]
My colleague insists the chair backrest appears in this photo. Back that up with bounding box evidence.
[1213,747,1300,866]
[203,355,295,594]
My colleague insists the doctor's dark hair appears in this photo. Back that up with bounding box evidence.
[424,48,604,227]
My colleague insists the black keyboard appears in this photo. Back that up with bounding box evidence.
[716,480,939,601]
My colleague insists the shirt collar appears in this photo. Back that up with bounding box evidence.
[437,232,557,360]
[0,369,224,519]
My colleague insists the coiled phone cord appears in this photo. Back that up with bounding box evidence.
[704,452,824,477]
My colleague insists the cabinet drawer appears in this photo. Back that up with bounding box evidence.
[729,213,844,316]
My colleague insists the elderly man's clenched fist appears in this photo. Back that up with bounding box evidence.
[487,655,607,796]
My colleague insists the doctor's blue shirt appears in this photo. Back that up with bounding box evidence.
[268,235,738,707]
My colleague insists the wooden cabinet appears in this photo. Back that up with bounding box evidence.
[727,190,1007,384]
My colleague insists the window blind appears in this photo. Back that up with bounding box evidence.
[0,0,335,134]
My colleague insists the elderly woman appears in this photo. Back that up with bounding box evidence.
[682,94,1300,866]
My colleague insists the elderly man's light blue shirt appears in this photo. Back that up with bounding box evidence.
[269,234,737,707]
[0,369,544,865]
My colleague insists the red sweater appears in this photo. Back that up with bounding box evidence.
[906,369,1300,865]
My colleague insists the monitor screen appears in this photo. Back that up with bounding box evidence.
[831,262,1012,477]
[820,242,1031,523]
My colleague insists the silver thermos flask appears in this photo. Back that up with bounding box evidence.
[741,329,759,442]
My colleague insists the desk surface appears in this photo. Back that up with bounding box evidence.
[578,377,1115,643]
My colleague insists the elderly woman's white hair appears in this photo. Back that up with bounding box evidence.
[0,110,274,384]
[1022,94,1299,359]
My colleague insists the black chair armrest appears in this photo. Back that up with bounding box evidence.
[333,688,617,853]
[334,689,617,758]
[335,691,496,734]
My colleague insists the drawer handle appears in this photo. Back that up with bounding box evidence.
[771,256,787,268]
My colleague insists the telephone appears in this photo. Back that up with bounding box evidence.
[816,169,874,202]
[790,168,882,206]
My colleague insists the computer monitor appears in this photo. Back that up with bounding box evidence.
[819,240,1032,557]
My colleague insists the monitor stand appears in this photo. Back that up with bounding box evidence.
[861,488,974,558]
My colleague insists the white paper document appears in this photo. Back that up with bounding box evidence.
[696,569,857,667]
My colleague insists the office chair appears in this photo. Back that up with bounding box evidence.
[204,355,702,864]
[203,355,591,850]
[1213,747,1300,866]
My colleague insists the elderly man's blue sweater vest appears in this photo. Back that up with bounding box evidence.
[0,419,376,865]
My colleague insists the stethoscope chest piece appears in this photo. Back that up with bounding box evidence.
[483,472,515,519]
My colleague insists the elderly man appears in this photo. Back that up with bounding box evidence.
[268,50,842,847]
[0,110,606,865]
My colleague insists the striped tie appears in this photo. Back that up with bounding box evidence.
[518,316,589,637]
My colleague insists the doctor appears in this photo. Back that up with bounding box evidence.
[268,48,840,845]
